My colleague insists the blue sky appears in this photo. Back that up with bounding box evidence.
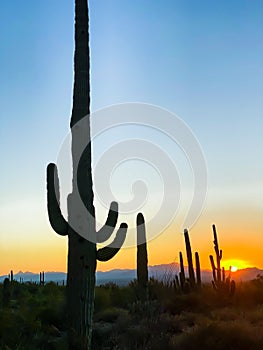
[0,1,263,272]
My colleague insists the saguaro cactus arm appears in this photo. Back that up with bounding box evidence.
[209,255,217,281]
[96,223,128,261]
[47,163,68,236]
[97,201,119,243]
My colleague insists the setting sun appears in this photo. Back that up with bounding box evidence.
[230,266,238,272]
[222,260,250,271]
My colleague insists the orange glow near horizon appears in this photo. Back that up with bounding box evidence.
[1,208,263,276]
[230,266,238,272]
[222,259,250,272]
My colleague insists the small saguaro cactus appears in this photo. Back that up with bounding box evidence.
[46,1,127,348]
[195,251,201,288]
[136,213,148,301]
[209,224,236,297]
[179,251,186,289]
[40,271,45,285]
[9,270,13,282]
[175,229,202,292]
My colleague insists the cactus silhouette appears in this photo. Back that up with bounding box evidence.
[184,229,196,288]
[209,224,236,297]
[179,251,186,289]
[40,271,45,285]
[9,270,13,282]
[195,251,201,288]
[46,1,127,348]
[136,213,148,301]
[176,230,202,292]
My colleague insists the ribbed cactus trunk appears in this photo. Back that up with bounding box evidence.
[67,1,95,347]
[46,1,127,349]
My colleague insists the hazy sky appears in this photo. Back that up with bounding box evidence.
[0,0,263,274]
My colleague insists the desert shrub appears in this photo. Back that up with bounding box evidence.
[94,286,111,312]
[234,279,263,308]
[93,308,130,349]
[38,302,66,329]
[2,278,11,307]
[147,277,174,301]
[112,313,182,350]
[26,282,39,295]
[172,319,263,350]
[2,278,263,349]
[0,281,66,349]
[94,307,128,323]
[242,305,263,326]
[0,307,42,349]
[41,282,62,297]
[128,299,161,322]
[109,285,135,308]
[95,284,135,313]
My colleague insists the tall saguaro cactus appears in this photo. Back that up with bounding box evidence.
[136,213,148,300]
[46,1,127,348]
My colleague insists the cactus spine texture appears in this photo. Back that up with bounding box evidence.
[46,1,127,348]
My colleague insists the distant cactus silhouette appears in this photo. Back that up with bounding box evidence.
[46,1,127,348]
[184,229,196,288]
[9,270,13,282]
[209,224,236,297]
[195,251,201,288]
[136,213,148,301]
[179,251,186,289]
[176,229,202,292]
[40,271,45,285]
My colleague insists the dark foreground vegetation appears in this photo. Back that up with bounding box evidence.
[2,276,263,349]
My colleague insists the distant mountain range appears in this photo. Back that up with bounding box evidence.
[1,263,262,286]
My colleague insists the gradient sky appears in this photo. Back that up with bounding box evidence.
[0,0,263,275]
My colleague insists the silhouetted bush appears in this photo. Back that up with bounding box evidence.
[1,279,263,349]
